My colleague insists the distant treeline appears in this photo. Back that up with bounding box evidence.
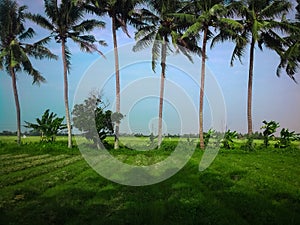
[0,130,67,136]
[1,130,295,140]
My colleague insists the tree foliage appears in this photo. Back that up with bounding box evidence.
[72,94,123,148]
[276,0,300,80]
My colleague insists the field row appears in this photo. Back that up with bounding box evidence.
[0,155,90,207]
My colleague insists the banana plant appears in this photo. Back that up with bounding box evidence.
[24,109,67,142]
[275,128,298,148]
[261,120,280,147]
[221,129,237,149]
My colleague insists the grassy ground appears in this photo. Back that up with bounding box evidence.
[0,136,299,225]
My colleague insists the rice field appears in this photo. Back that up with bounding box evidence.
[0,137,300,225]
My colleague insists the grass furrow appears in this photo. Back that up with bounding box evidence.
[0,154,29,160]
[0,155,83,188]
[1,154,50,166]
[0,154,70,174]
[0,160,89,207]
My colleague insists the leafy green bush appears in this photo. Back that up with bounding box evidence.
[72,94,123,149]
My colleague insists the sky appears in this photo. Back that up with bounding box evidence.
[0,0,299,135]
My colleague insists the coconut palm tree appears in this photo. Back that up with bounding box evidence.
[175,0,241,149]
[0,0,57,145]
[83,0,143,149]
[276,0,300,80]
[27,0,106,148]
[133,0,201,148]
[212,0,292,136]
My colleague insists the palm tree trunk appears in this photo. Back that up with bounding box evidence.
[158,38,167,148]
[112,16,120,150]
[10,67,21,145]
[247,37,255,136]
[199,27,208,150]
[61,40,72,148]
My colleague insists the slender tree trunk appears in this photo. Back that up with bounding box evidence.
[112,16,120,150]
[247,37,255,136]
[10,67,21,145]
[158,38,167,148]
[199,27,208,150]
[61,40,72,148]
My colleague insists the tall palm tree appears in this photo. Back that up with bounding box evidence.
[0,0,57,145]
[28,0,106,148]
[133,0,201,148]
[213,0,292,136]
[176,0,241,149]
[276,0,300,80]
[84,0,143,149]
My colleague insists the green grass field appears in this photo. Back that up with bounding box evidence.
[0,136,299,225]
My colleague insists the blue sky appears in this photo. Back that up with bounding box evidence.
[0,0,299,135]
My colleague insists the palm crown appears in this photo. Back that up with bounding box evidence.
[133,0,201,72]
[0,0,56,83]
[213,0,292,66]
[27,0,106,70]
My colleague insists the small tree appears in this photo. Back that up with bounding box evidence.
[261,120,280,148]
[72,94,123,149]
[24,109,67,142]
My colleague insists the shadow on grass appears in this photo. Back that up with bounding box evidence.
[1,152,299,225]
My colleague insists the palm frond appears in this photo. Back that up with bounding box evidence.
[26,13,54,31]
[260,0,291,19]
[63,44,72,72]
[133,28,157,52]
[35,36,53,46]
[230,31,248,66]
[44,0,59,20]
[183,21,202,39]
[71,35,106,57]
[72,19,105,33]
[19,28,35,41]
[23,43,58,60]
[18,47,46,84]
[151,38,161,72]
